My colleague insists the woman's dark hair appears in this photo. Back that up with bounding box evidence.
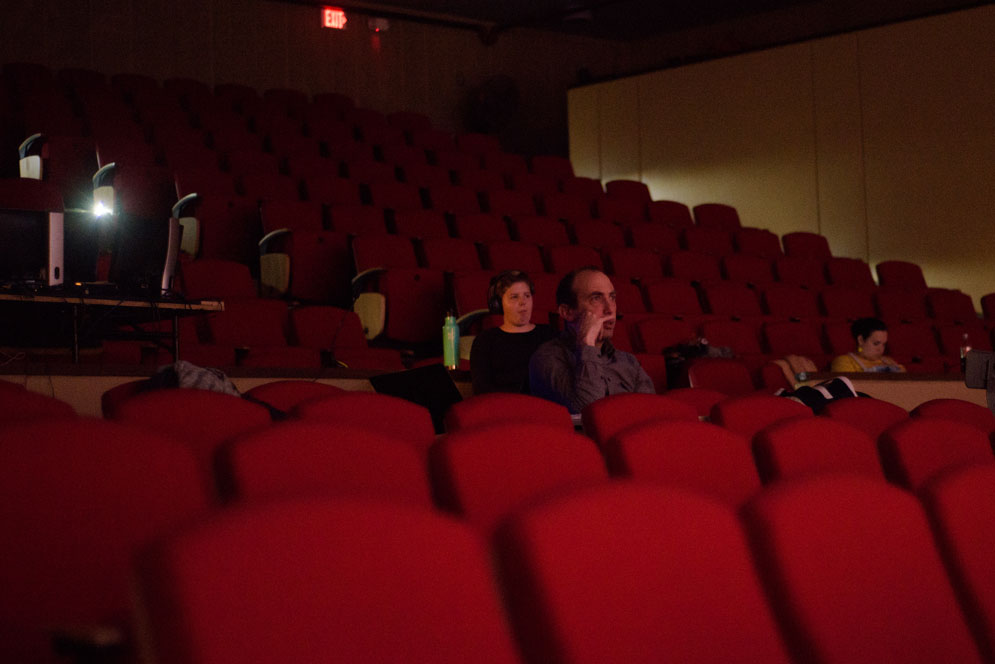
[492,270,534,298]
[851,317,887,341]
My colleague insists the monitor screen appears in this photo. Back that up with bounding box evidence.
[106,212,181,297]
[0,209,50,286]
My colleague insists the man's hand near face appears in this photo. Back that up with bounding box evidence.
[577,309,614,347]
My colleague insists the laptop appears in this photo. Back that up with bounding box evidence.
[369,363,464,434]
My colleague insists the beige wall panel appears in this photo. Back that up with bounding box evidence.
[598,77,641,183]
[858,8,995,303]
[637,44,818,234]
[810,34,867,259]
[571,5,994,303]
[568,85,602,180]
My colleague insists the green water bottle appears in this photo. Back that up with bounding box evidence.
[443,313,459,370]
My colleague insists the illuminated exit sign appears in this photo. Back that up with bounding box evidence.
[322,6,347,29]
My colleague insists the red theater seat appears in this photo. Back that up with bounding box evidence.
[926,289,978,324]
[734,227,783,259]
[825,257,875,290]
[482,240,546,273]
[0,418,209,664]
[134,499,522,664]
[605,420,761,506]
[572,219,627,249]
[541,192,594,222]
[293,392,436,455]
[420,237,483,272]
[496,483,792,664]
[700,281,764,320]
[875,288,930,323]
[560,175,604,202]
[687,358,757,395]
[425,183,481,216]
[781,231,832,260]
[628,222,681,254]
[634,318,697,355]
[753,417,885,483]
[643,278,707,320]
[392,209,451,240]
[429,423,608,534]
[920,464,995,662]
[820,397,909,439]
[218,422,432,505]
[604,179,651,204]
[605,247,665,282]
[529,154,574,180]
[110,389,274,496]
[693,202,741,231]
[879,418,995,490]
[721,253,774,287]
[593,196,646,225]
[682,226,735,257]
[453,213,511,242]
[546,244,603,274]
[820,286,876,321]
[444,393,573,433]
[665,386,729,417]
[666,250,721,284]
[710,393,812,437]
[911,398,995,435]
[876,260,928,291]
[0,387,77,425]
[774,255,827,290]
[762,283,823,321]
[580,393,698,449]
[742,475,983,664]
[289,306,405,370]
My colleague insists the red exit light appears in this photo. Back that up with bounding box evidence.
[322,7,347,29]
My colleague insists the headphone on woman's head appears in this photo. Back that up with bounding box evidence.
[487,274,505,314]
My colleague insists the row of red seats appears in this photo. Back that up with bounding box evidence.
[98,258,404,370]
[617,317,991,375]
[1,61,545,162]
[8,381,994,499]
[5,62,754,234]
[3,383,995,662]
[171,250,989,359]
[131,472,995,663]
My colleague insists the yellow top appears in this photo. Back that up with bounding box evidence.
[830,353,906,373]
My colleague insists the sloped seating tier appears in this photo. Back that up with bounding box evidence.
[2,64,985,367]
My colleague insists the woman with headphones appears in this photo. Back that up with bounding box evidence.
[470,270,556,394]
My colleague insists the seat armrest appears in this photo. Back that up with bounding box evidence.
[351,267,386,300]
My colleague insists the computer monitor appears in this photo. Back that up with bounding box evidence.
[965,350,993,390]
[964,350,995,415]
[0,178,64,288]
[92,164,182,297]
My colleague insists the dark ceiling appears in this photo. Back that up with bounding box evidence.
[313,0,988,43]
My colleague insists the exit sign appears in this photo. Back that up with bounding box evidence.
[322,7,347,29]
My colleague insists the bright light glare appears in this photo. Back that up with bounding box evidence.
[93,201,111,217]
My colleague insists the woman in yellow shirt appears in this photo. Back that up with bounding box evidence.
[831,317,906,373]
